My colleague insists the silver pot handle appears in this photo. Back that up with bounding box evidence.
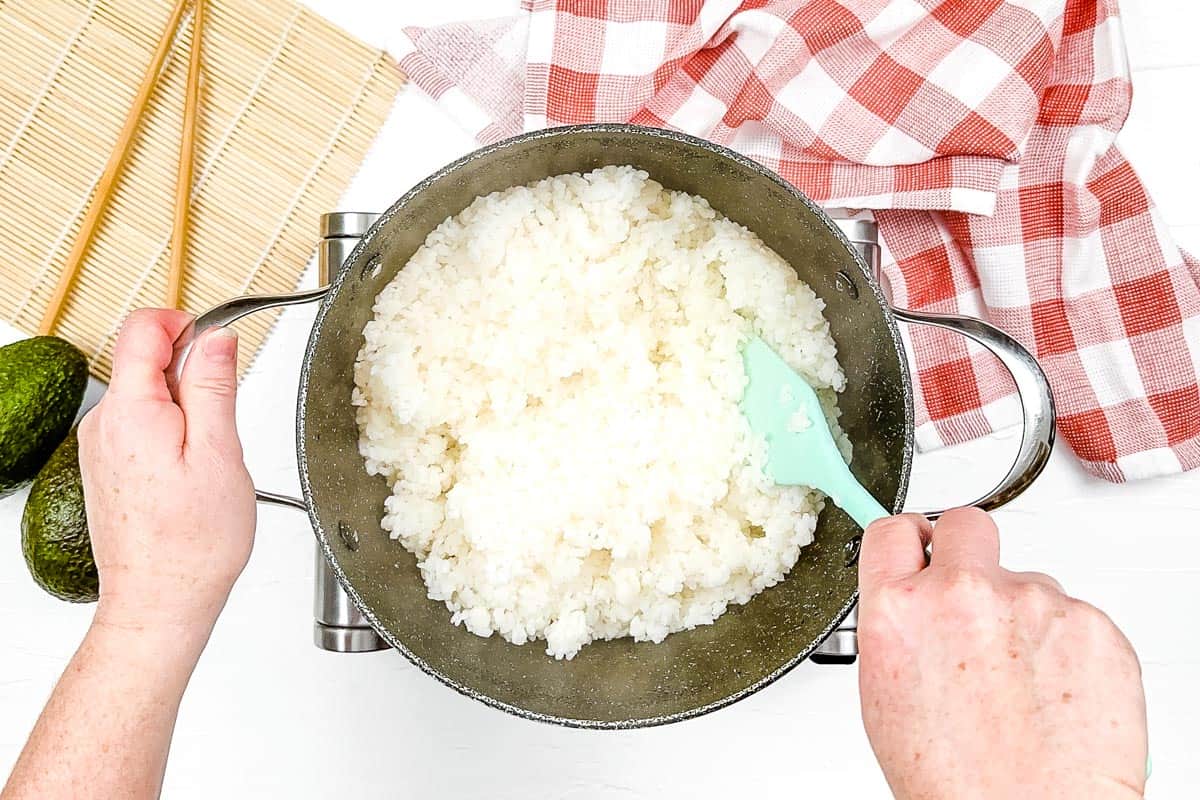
[828,216,1056,519]
[166,286,329,511]
[892,307,1056,519]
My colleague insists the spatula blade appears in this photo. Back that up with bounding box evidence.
[740,336,890,529]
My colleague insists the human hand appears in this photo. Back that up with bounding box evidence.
[857,508,1147,800]
[78,310,255,648]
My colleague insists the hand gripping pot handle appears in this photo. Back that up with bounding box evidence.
[167,214,384,512]
[165,286,329,511]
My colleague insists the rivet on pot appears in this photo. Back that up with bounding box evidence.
[834,270,859,299]
[844,535,863,567]
[360,254,382,282]
[338,521,360,552]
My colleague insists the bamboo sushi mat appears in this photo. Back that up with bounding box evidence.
[0,0,404,380]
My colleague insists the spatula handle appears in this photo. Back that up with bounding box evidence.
[828,460,890,530]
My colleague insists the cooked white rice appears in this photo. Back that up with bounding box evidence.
[353,165,847,659]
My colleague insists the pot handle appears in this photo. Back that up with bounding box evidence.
[166,286,330,511]
[892,307,1056,519]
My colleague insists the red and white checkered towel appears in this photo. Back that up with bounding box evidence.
[397,0,1200,482]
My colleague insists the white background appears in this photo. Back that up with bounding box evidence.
[2,1,1198,796]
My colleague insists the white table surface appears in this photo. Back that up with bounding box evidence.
[2,1,1198,796]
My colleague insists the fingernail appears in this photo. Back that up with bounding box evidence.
[203,327,238,361]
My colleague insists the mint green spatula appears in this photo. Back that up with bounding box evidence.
[741,336,890,530]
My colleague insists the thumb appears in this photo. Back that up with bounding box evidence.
[179,327,241,454]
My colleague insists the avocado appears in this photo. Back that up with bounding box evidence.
[0,336,89,497]
[21,430,98,602]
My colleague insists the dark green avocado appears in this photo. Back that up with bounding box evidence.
[0,336,88,497]
[21,430,98,602]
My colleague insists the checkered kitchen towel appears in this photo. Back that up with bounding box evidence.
[397,0,1200,482]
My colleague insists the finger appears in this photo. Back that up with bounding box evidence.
[859,514,933,595]
[1007,570,1065,594]
[178,327,241,454]
[929,506,1000,571]
[108,309,194,402]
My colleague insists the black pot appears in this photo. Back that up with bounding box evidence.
[169,125,1054,728]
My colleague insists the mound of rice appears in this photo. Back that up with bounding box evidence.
[353,165,847,660]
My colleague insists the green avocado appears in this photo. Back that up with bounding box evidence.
[0,336,88,497]
[21,430,98,602]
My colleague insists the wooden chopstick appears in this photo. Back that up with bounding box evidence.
[37,0,191,335]
[166,0,205,310]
